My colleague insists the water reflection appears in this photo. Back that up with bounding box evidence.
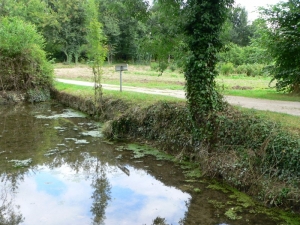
[0,103,284,225]
[2,162,189,224]
[0,183,24,225]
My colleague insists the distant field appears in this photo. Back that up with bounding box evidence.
[54,63,300,102]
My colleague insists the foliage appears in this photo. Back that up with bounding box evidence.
[226,5,253,46]
[220,62,234,75]
[85,0,107,110]
[182,0,234,140]
[140,1,187,71]
[258,0,300,93]
[0,17,53,93]
[98,0,149,63]
[218,43,267,66]
[44,0,87,64]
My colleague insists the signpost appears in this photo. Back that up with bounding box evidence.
[115,64,128,92]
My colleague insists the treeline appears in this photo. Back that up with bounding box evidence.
[0,0,299,93]
[0,0,261,65]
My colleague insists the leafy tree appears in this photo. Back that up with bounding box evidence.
[85,0,107,110]
[258,0,300,93]
[228,5,252,46]
[140,1,187,72]
[98,0,149,62]
[0,17,53,93]
[44,0,87,64]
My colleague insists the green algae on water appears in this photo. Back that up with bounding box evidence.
[124,143,173,161]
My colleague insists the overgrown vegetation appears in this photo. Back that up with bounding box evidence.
[0,17,53,101]
[52,86,300,211]
[105,103,300,209]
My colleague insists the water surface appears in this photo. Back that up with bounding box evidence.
[0,103,283,225]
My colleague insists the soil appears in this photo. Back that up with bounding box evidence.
[54,67,300,117]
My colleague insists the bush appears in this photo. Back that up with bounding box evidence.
[235,64,265,76]
[150,62,159,71]
[0,17,53,93]
[220,62,234,75]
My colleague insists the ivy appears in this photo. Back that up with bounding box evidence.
[183,0,234,138]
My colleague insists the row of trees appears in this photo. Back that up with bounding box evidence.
[0,0,299,111]
[0,0,252,64]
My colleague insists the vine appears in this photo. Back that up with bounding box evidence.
[183,0,234,139]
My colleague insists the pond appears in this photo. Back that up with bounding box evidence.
[0,103,288,225]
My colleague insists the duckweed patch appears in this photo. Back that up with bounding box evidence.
[194,188,201,193]
[228,188,255,208]
[44,148,73,156]
[206,183,230,194]
[124,144,173,161]
[208,200,226,209]
[9,158,32,168]
[224,206,243,220]
[278,211,300,225]
[183,167,202,179]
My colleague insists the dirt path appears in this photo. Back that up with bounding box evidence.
[56,78,300,117]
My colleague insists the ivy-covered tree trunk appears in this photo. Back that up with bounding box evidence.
[184,0,233,132]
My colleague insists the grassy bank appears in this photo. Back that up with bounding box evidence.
[53,82,300,214]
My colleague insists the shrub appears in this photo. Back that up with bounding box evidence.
[0,17,53,94]
[235,64,265,77]
[150,62,159,71]
[220,62,234,75]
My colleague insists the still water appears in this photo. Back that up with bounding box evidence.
[0,103,282,225]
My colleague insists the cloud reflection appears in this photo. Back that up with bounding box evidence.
[8,164,190,225]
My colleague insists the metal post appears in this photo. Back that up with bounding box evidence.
[120,66,123,92]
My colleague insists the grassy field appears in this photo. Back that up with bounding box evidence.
[55,81,300,134]
[54,63,300,102]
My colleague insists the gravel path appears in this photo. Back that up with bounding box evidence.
[56,78,300,117]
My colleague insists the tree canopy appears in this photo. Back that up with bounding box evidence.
[258,0,300,93]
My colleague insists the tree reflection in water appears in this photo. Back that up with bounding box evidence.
[90,161,111,225]
[0,183,24,225]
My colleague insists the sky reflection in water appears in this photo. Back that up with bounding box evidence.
[10,163,190,225]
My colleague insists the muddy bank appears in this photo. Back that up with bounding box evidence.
[51,88,300,213]
[0,91,26,104]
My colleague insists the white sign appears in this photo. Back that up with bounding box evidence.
[115,64,128,71]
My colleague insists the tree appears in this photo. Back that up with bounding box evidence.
[85,0,107,110]
[183,0,233,133]
[44,0,87,64]
[258,0,300,93]
[140,1,187,72]
[0,17,53,94]
[228,5,253,46]
[155,0,233,142]
[98,0,149,62]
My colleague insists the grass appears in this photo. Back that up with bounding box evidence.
[54,81,300,133]
[237,107,300,134]
[54,63,300,102]
[54,63,300,132]
[54,81,185,106]
[54,63,185,90]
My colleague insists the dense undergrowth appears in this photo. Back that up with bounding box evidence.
[52,88,300,211]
